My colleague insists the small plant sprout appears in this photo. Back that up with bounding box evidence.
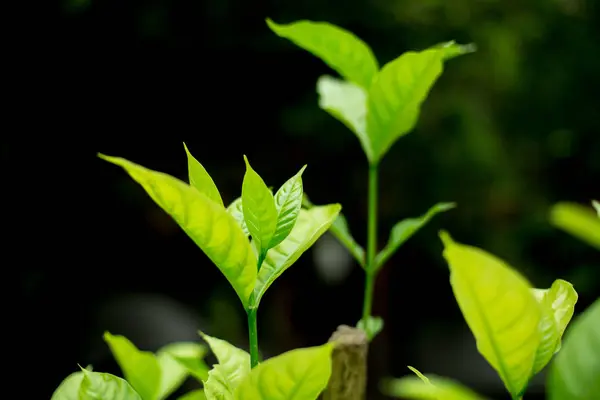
[266,18,475,340]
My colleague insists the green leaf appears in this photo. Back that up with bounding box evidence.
[366,42,473,163]
[357,316,384,341]
[316,75,370,158]
[374,203,455,271]
[550,202,600,249]
[382,367,487,400]
[177,390,207,400]
[156,342,209,398]
[234,344,334,400]
[103,332,161,400]
[198,332,251,390]
[79,369,142,400]
[266,19,378,90]
[183,143,224,207]
[530,279,578,375]
[52,371,86,400]
[242,155,278,260]
[269,165,307,249]
[205,365,235,400]
[253,204,342,308]
[227,197,249,237]
[439,232,542,398]
[99,154,257,308]
[592,200,599,217]
[548,298,600,400]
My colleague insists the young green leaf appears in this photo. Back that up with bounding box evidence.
[79,369,142,400]
[366,43,473,163]
[156,342,209,398]
[530,279,578,375]
[234,344,334,400]
[269,165,307,249]
[204,365,235,400]
[183,143,224,207]
[550,202,600,249]
[548,298,600,400]
[227,197,249,237]
[439,232,542,398]
[52,370,86,400]
[177,390,207,400]
[316,75,370,159]
[266,19,378,90]
[198,331,251,390]
[357,315,384,341]
[103,332,161,400]
[99,154,257,308]
[242,155,278,261]
[374,203,455,271]
[252,204,342,308]
[592,200,599,217]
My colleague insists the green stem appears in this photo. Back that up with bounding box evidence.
[362,163,379,322]
[247,307,259,368]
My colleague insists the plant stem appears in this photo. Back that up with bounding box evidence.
[362,163,379,322]
[247,306,259,368]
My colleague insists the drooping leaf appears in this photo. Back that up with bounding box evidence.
[366,42,474,163]
[156,342,209,398]
[548,298,600,400]
[79,369,142,400]
[204,365,235,400]
[103,332,161,400]
[316,75,370,158]
[357,316,384,341]
[99,154,257,308]
[374,202,455,271]
[592,200,599,217]
[269,165,307,249]
[530,279,578,375]
[177,390,207,400]
[234,344,334,400]
[52,371,86,400]
[227,197,249,237]
[242,155,278,260]
[439,232,542,398]
[266,19,378,90]
[252,204,342,307]
[183,143,223,207]
[198,332,251,390]
[550,202,600,250]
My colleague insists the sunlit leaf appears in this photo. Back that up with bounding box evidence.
[79,369,142,400]
[366,42,473,162]
[316,75,370,158]
[177,390,207,400]
[199,332,250,390]
[52,370,86,400]
[253,204,341,307]
[548,298,600,400]
[357,316,384,341]
[530,279,578,375]
[374,202,455,271]
[234,344,334,400]
[266,19,378,90]
[204,365,234,400]
[103,332,161,400]
[227,197,249,237]
[183,143,223,207]
[99,154,257,308]
[269,165,307,249]
[439,232,541,397]
[550,202,600,249]
[592,200,599,217]
[156,342,209,398]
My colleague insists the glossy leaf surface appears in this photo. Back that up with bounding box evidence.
[548,298,600,400]
[99,155,257,308]
[266,19,378,90]
[52,371,86,400]
[234,344,334,400]
[550,202,600,249]
[199,332,250,390]
[183,143,223,207]
[530,279,578,375]
[227,197,249,237]
[156,342,209,397]
[269,165,306,249]
[440,232,541,397]
[204,365,234,400]
[253,204,341,307]
[357,315,384,341]
[177,390,207,400]
[79,370,142,400]
[374,202,455,271]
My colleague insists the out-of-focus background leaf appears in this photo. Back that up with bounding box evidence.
[6,0,598,398]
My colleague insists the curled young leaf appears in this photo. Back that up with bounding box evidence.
[266,19,378,90]
[52,370,86,400]
[156,342,209,397]
[183,143,224,207]
[550,202,600,249]
[357,315,384,341]
[79,369,142,400]
[269,165,307,249]
[204,365,234,400]
[198,331,251,390]
[99,154,257,308]
[440,232,542,398]
[227,197,249,237]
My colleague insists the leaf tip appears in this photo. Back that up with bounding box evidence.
[438,230,454,247]
[299,164,308,175]
[265,18,278,32]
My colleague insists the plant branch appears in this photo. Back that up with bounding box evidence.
[362,163,379,321]
[247,306,259,368]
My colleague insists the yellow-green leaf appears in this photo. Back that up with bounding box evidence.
[156,342,209,398]
[357,316,384,341]
[183,143,223,207]
[550,202,600,249]
[269,165,306,249]
[204,365,234,400]
[439,232,542,397]
[530,279,578,375]
[234,344,334,400]
[266,19,378,90]
[99,154,257,308]
[252,204,341,308]
[177,390,207,400]
[52,371,86,400]
[592,200,599,217]
[227,197,249,237]
[199,331,250,390]
[79,369,142,400]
